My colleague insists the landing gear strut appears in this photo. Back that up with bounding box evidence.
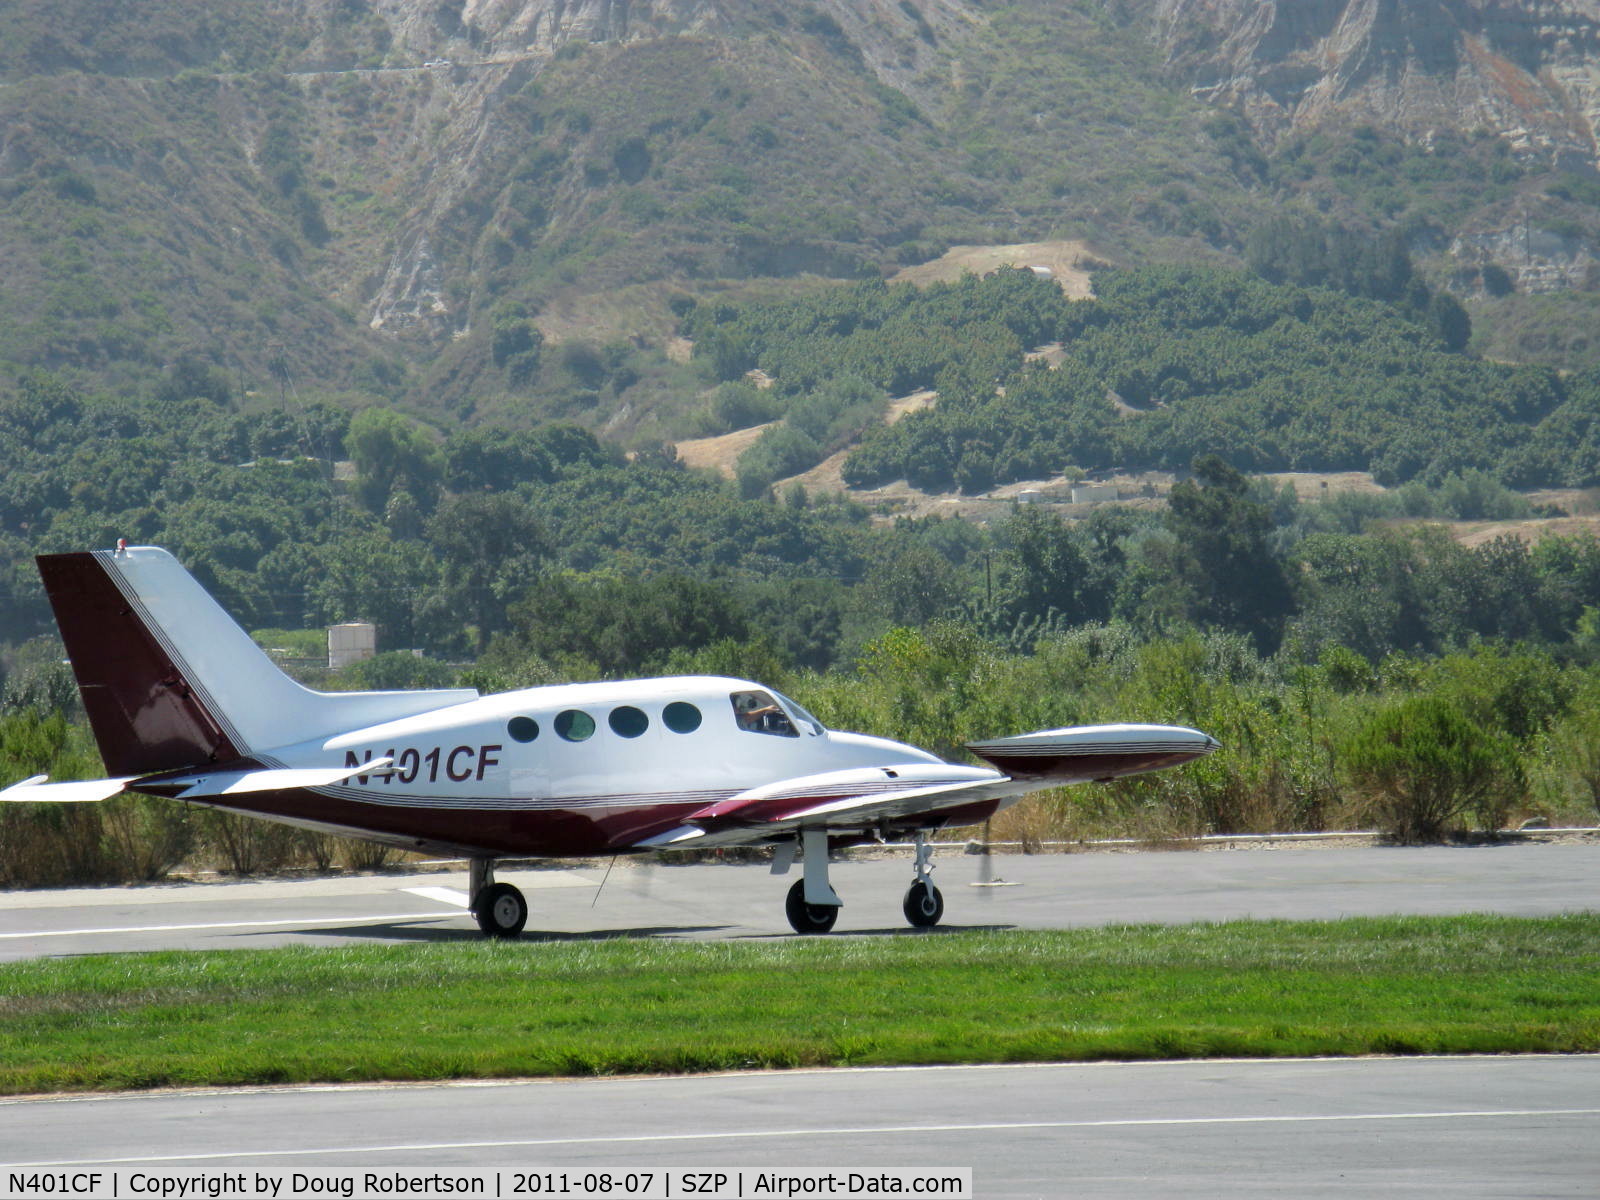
[902,830,944,928]
[469,857,528,939]
[783,828,841,934]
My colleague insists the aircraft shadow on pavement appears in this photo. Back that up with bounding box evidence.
[277,920,737,943]
[736,923,1014,940]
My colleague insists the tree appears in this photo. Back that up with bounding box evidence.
[1342,695,1522,841]
[345,408,444,516]
[1163,455,1293,650]
[490,303,544,386]
[444,427,556,492]
[505,573,750,676]
[863,542,963,627]
[427,493,548,655]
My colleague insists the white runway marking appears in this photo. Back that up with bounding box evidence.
[0,911,460,940]
[7,1108,1599,1168]
[404,886,471,907]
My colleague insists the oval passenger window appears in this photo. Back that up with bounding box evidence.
[609,706,649,738]
[554,709,595,742]
[663,701,702,734]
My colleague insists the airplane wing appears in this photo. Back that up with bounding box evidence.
[635,763,1019,849]
[635,723,1218,850]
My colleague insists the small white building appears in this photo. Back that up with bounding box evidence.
[328,622,376,670]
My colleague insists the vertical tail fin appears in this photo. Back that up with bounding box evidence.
[38,546,477,776]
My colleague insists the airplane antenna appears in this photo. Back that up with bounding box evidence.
[591,854,618,908]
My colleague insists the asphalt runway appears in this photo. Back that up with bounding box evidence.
[2,839,1597,960]
[3,1057,1597,1198]
[4,842,1599,1198]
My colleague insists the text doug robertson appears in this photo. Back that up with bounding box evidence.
[117,1174,485,1197]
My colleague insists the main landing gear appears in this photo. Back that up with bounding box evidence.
[777,828,945,933]
[781,827,842,934]
[785,878,839,933]
[469,857,528,939]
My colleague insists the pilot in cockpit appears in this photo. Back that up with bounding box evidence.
[731,690,797,736]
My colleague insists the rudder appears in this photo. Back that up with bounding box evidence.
[38,551,239,775]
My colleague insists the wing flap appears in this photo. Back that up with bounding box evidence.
[632,765,1031,850]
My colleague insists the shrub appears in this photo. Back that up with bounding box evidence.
[1341,695,1523,841]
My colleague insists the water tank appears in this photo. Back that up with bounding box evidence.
[327,622,377,669]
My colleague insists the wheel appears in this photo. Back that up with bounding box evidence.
[785,879,839,934]
[472,882,528,939]
[903,880,944,928]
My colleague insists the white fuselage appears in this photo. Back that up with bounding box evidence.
[264,675,951,855]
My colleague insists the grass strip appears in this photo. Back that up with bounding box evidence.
[2,914,1598,1094]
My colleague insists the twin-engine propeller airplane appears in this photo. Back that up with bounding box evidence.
[2,545,1219,937]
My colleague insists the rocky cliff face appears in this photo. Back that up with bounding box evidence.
[352,0,971,86]
[1155,0,1600,170]
[368,0,723,60]
[11,0,1600,403]
[308,0,980,337]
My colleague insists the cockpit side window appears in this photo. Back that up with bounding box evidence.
[729,689,798,737]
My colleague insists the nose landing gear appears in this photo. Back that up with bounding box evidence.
[901,830,944,929]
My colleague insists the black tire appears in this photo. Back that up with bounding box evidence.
[785,878,839,934]
[472,882,528,939]
[903,880,944,928]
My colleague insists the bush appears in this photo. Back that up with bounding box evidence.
[736,424,823,498]
[1341,695,1523,841]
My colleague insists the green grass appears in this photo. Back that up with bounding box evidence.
[2,915,1597,1094]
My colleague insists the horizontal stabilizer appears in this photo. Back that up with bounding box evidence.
[0,774,137,803]
[0,757,396,806]
[164,758,395,799]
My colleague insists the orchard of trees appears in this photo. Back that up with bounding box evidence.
[7,262,1600,884]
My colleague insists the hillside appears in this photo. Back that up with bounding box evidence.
[4,0,1600,424]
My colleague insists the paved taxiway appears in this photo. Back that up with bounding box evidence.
[3,1057,1597,1198]
[2,839,1597,959]
[4,843,1598,1197]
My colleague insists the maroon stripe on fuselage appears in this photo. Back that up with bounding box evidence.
[147,788,1009,858]
[37,552,239,776]
[160,787,701,858]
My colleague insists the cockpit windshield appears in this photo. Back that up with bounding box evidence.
[729,689,823,738]
[773,690,825,736]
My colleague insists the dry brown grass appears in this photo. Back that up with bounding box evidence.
[889,240,1105,299]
